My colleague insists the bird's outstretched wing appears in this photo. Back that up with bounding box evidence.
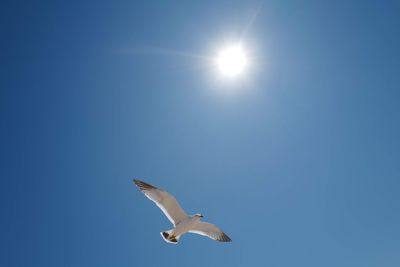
[133,179,188,226]
[189,222,232,242]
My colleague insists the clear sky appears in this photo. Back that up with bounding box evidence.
[1,1,400,266]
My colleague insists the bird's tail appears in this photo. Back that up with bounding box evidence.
[160,230,180,244]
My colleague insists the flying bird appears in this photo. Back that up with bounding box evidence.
[133,179,232,244]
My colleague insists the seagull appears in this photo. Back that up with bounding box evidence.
[133,179,232,244]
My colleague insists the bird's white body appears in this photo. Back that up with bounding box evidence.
[161,215,202,244]
[171,216,202,236]
[133,179,232,244]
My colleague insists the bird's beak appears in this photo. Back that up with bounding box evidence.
[200,215,204,218]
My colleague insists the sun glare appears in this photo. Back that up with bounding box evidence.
[217,45,247,77]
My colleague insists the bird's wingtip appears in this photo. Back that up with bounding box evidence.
[132,179,142,188]
[132,179,157,191]
[220,232,232,242]
[133,178,143,184]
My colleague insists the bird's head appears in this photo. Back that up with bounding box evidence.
[193,213,204,218]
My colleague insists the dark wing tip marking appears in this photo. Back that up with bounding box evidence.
[133,179,158,191]
[218,232,232,242]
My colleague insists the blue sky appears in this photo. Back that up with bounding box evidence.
[1,0,400,266]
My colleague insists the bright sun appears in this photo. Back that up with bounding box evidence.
[217,45,247,77]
